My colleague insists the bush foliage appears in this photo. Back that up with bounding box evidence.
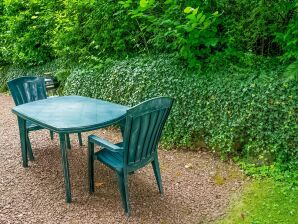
[0,0,297,66]
[63,55,298,169]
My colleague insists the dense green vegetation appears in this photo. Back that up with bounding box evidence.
[0,1,297,222]
[0,0,297,66]
[62,55,297,170]
[0,1,297,168]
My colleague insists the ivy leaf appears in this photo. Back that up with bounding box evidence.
[205,38,219,47]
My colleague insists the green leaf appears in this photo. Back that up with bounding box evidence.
[186,14,196,22]
[197,12,203,20]
[205,38,218,47]
[184,7,193,14]
[140,0,148,8]
[199,15,206,24]
[193,7,199,15]
[212,11,219,16]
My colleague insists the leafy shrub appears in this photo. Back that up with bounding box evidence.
[283,60,298,81]
[52,0,220,67]
[52,0,138,60]
[275,13,298,62]
[215,0,297,58]
[1,0,58,65]
[119,0,220,68]
[64,55,298,168]
[0,1,7,64]
[238,162,298,188]
[0,0,296,66]
[0,59,70,92]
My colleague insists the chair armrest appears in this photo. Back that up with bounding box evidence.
[88,135,123,153]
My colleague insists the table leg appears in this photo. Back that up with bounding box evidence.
[78,132,83,146]
[17,117,28,167]
[66,134,71,149]
[26,131,35,161]
[50,130,54,140]
[59,133,72,203]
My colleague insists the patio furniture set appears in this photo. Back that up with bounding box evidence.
[7,76,173,216]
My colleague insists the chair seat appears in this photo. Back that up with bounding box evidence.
[26,120,44,131]
[94,142,124,172]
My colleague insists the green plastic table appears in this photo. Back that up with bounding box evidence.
[12,95,128,202]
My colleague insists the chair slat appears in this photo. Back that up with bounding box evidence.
[128,116,141,164]
[140,111,158,160]
[8,77,47,106]
[151,109,169,154]
[146,110,164,157]
[134,114,150,163]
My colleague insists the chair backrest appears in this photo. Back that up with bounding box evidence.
[7,76,47,106]
[122,97,173,169]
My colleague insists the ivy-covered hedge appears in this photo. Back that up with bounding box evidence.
[0,60,69,92]
[64,55,298,168]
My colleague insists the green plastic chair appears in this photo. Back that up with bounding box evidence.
[7,76,83,160]
[88,96,174,215]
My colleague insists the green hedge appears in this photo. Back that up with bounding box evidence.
[63,55,298,168]
[0,59,73,92]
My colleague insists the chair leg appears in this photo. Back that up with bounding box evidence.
[18,117,28,167]
[50,130,54,140]
[78,132,83,146]
[88,141,95,193]
[66,134,71,149]
[26,131,34,161]
[116,172,130,215]
[152,156,163,195]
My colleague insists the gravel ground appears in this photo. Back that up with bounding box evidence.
[0,94,245,224]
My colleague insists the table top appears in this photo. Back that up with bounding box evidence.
[12,96,129,133]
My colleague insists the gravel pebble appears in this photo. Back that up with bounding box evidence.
[0,94,245,223]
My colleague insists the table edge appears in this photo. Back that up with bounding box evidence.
[12,109,127,133]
